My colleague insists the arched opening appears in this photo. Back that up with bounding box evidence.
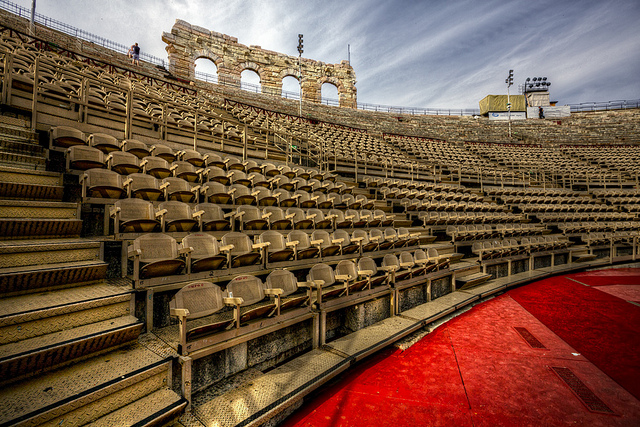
[281,75,300,100]
[321,82,339,106]
[241,69,261,93]
[194,58,218,83]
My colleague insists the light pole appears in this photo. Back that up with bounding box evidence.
[505,69,514,138]
[297,34,303,119]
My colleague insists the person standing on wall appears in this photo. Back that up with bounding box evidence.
[131,42,140,66]
[538,106,545,119]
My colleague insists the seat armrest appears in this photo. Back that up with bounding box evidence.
[287,240,300,247]
[285,213,296,220]
[306,213,317,220]
[370,235,382,242]
[345,215,355,220]
[292,194,302,200]
[155,208,168,218]
[109,206,121,217]
[325,214,337,220]
[219,244,235,252]
[127,247,142,258]
[252,242,270,249]
[358,269,373,277]
[310,239,323,246]
[351,236,364,243]
[335,274,351,282]
[400,262,413,268]
[159,182,170,190]
[179,246,192,255]
[251,190,260,197]
[382,265,399,272]
[262,212,273,219]
[332,238,344,244]
[223,211,235,218]
[170,308,190,318]
[192,210,204,219]
[265,288,284,296]
[223,297,244,306]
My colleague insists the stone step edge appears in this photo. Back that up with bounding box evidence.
[0,239,101,254]
[86,388,187,427]
[0,165,61,178]
[0,315,142,362]
[0,200,78,208]
[4,355,173,427]
[0,260,107,276]
[0,291,132,327]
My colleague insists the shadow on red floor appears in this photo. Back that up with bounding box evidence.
[281,268,640,427]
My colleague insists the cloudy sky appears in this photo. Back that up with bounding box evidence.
[10,0,640,109]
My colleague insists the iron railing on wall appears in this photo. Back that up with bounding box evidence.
[0,0,166,68]
[3,0,638,118]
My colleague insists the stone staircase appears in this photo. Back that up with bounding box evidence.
[0,119,186,426]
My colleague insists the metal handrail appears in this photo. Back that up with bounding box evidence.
[0,0,166,68]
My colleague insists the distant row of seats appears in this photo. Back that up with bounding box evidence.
[472,236,572,260]
[129,229,429,281]
[110,198,397,234]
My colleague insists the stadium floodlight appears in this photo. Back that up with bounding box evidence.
[506,69,514,138]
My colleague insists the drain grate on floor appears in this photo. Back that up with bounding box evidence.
[550,367,615,414]
[514,327,547,349]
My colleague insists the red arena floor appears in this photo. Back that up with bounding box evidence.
[282,268,640,427]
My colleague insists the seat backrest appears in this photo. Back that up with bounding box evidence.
[67,145,105,166]
[172,160,196,175]
[170,281,225,319]
[265,269,298,297]
[132,233,179,262]
[308,208,324,221]
[384,227,397,240]
[358,256,378,275]
[129,172,160,192]
[221,232,253,255]
[399,251,415,266]
[414,249,428,263]
[121,139,149,158]
[311,230,331,247]
[307,263,335,286]
[288,230,311,248]
[329,209,345,222]
[263,206,285,222]
[259,230,287,251]
[335,260,358,279]
[346,209,360,221]
[109,150,140,169]
[203,182,228,196]
[159,201,192,222]
[115,198,155,221]
[382,253,399,269]
[237,205,262,221]
[85,168,122,189]
[352,229,370,244]
[151,144,176,162]
[195,203,224,222]
[226,275,265,306]
[142,155,170,172]
[182,233,220,259]
[162,176,191,192]
[286,207,306,222]
[332,229,351,244]
[205,152,224,168]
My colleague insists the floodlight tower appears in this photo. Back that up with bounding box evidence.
[297,34,304,118]
[505,69,514,138]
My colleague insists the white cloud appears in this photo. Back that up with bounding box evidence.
[9,0,640,109]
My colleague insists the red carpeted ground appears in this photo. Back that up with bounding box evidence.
[281,268,640,427]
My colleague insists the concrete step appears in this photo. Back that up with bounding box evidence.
[85,388,187,427]
[0,238,101,270]
[0,259,108,296]
[0,165,64,200]
[0,283,132,346]
[0,200,81,239]
[0,344,173,426]
[0,200,79,219]
[0,314,143,384]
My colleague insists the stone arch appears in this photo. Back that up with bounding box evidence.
[162,20,358,107]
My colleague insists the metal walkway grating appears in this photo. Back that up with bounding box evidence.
[550,367,615,414]
[513,326,547,349]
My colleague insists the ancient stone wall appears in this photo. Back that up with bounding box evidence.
[162,19,357,108]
